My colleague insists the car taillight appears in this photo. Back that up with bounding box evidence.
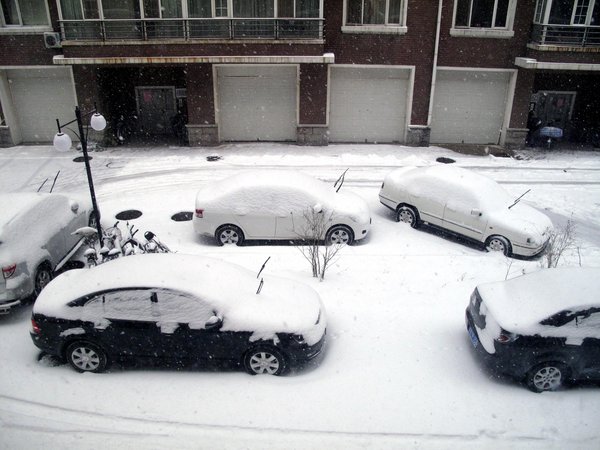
[2,263,16,279]
[195,208,204,218]
[31,318,41,335]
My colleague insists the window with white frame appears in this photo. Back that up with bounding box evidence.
[143,0,182,18]
[534,0,600,25]
[454,0,512,29]
[0,0,49,26]
[345,0,404,26]
[342,0,406,34]
[187,0,319,18]
[59,0,99,20]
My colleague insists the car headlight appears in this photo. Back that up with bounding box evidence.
[292,334,306,344]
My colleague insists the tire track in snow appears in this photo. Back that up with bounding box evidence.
[1,394,572,449]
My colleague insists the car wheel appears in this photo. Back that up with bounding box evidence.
[66,341,109,373]
[326,225,354,245]
[243,347,287,376]
[485,235,511,256]
[396,206,419,228]
[215,225,244,246]
[34,264,53,297]
[526,362,570,393]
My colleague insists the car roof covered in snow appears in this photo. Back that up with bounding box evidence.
[0,193,48,227]
[198,169,331,195]
[476,267,600,329]
[384,165,512,208]
[195,169,369,219]
[33,253,323,338]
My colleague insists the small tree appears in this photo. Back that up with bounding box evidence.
[295,207,344,281]
[541,218,577,268]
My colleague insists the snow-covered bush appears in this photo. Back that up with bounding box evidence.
[295,208,344,281]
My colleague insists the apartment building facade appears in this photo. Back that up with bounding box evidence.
[0,0,598,148]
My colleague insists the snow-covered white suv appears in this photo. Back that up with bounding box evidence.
[379,165,553,257]
[0,193,90,314]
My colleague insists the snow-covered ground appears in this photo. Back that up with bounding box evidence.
[1,143,600,449]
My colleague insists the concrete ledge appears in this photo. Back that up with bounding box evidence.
[436,143,513,157]
[297,125,328,146]
[505,128,528,150]
[406,126,430,147]
[187,124,219,146]
[0,126,14,147]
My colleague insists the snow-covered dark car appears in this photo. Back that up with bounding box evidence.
[465,268,600,392]
[30,254,326,375]
[1,193,91,314]
[379,165,553,257]
[194,169,371,246]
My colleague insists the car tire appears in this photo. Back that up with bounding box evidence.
[325,225,354,245]
[34,264,53,297]
[396,205,419,228]
[215,225,244,246]
[243,347,287,376]
[485,235,512,256]
[66,341,109,373]
[526,362,570,393]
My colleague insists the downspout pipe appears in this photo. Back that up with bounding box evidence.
[427,0,444,127]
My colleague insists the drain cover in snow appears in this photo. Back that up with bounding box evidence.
[436,157,456,164]
[207,155,221,162]
[171,211,193,222]
[115,209,143,220]
[73,156,91,163]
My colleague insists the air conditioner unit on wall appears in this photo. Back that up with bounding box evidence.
[44,32,62,49]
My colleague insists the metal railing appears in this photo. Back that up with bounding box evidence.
[531,24,600,47]
[59,18,324,41]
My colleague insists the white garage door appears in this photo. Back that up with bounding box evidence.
[430,70,511,145]
[217,66,297,141]
[6,68,76,143]
[329,66,409,143]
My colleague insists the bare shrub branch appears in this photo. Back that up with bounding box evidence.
[295,208,344,281]
[541,218,577,268]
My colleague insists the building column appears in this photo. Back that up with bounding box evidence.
[298,64,328,146]
[186,64,218,146]
[506,68,535,149]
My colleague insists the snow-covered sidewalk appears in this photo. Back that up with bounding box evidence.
[1,143,599,449]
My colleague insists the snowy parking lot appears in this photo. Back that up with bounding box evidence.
[1,143,600,449]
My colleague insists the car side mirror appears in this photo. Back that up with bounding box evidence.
[471,209,482,217]
[313,203,323,214]
[205,315,223,331]
[70,202,79,213]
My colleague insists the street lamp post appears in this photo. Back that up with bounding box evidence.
[54,105,107,242]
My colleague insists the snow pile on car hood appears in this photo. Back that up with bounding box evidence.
[476,267,600,342]
[34,254,325,344]
[195,169,369,222]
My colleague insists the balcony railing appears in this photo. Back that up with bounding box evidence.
[531,24,600,47]
[59,18,324,41]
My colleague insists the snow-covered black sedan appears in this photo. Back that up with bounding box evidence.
[30,254,326,375]
[466,268,600,392]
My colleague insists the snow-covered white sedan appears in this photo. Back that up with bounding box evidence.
[0,193,91,314]
[194,170,371,246]
[466,268,600,392]
[379,165,553,257]
[30,254,327,375]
